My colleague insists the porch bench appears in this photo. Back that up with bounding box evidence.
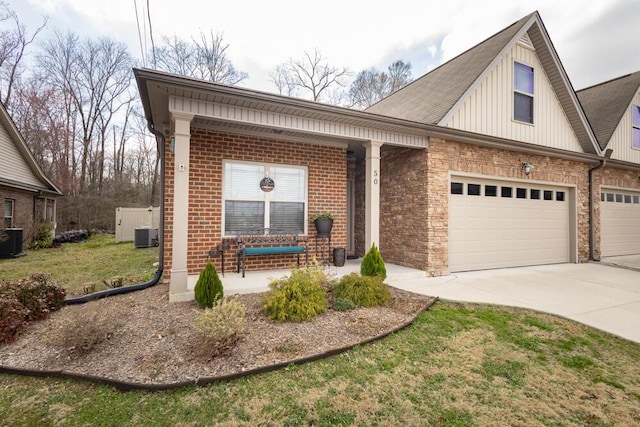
[236,228,308,278]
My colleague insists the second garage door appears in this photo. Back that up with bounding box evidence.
[449,177,572,272]
[600,189,640,257]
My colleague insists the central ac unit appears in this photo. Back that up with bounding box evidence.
[134,227,158,248]
[0,228,25,258]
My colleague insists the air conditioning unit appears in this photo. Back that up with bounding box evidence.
[0,228,25,258]
[134,227,158,248]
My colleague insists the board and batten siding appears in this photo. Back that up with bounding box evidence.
[605,91,640,164]
[444,44,583,153]
[0,123,43,188]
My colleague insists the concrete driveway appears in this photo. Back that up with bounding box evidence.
[389,261,640,344]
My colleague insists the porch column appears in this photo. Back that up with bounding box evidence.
[170,112,194,302]
[363,140,383,251]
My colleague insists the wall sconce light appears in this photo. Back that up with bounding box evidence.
[521,162,532,176]
[170,136,175,154]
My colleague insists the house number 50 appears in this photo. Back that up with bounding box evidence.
[373,170,378,185]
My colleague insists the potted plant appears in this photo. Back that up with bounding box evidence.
[310,212,334,237]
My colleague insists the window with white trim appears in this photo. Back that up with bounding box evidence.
[4,199,14,228]
[223,161,307,235]
[633,104,640,149]
[514,62,534,124]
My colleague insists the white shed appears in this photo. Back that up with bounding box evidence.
[115,207,160,243]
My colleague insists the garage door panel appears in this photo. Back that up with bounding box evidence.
[601,189,640,256]
[450,177,570,272]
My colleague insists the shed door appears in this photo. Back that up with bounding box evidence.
[600,189,640,256]
[449,177,571,272]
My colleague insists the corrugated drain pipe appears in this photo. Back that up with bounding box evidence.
[588,148,613,262]
[65,122,165,304]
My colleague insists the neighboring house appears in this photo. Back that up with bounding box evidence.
[135,11,640,302]
[0,101,62,247]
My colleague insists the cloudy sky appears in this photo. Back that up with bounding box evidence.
[9,0,640,95]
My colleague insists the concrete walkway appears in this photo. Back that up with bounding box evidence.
[390,262,640,344]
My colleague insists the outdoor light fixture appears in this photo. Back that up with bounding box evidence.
[170,136,175,153]
[521,162,532,176]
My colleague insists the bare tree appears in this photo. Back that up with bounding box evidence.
[271,48,349,102]
[348,60,413,109]
[0,1,47,109]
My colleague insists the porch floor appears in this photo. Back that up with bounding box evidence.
[188,259,427,295]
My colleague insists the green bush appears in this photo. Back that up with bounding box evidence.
[334,272,392,307]
[333,297,356,311]
[30,221,54,249]
[194,297,246,353]
[262,264,329,322]
[0,296,28,343]
[0,273,66,322]
[360,243,387,279]
[194,261,223,308]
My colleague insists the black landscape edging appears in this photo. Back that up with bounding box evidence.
[64,269,163,305]
[0,297,439,392]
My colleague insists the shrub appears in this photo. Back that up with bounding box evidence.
[262,264,329,322]
[194,297,246,353]
[0,273,66,322]
[194,261,223,308]
[334,272,392,307]
[30,221,54,249]
[333,297,356,311]
[360,243,387,280]
[0,296,28,344]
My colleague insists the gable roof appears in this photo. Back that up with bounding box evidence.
[0,102,62,196]
[367,11,600,155]
[577,71,640,150]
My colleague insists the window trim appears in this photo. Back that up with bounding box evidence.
[4,198,14,228]
[513,61,534,124]
[632,104,640,150]
[222,160,308,237]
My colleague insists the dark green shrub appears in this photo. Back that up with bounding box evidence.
[334,272,392,307]
[1,273,66,321]
[194,297,246,354]
[333,297,356,311]
[30,221,54,249]
[262,264,329,322]
[0,296,28,343]
[194,261,223,308]
[360,243,387,280]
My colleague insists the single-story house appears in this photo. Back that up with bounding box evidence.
[135,11,640,302]
[0,101,62,251]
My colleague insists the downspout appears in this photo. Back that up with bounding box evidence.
[65,123,165,304]
[588,148,613,262]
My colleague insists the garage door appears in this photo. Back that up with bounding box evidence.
[449,177,571,272]
[600,189,640,256]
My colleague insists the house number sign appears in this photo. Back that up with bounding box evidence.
[373,170,378,185]
[260,177,275,192]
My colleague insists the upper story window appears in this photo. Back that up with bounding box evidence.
[514,62,534,124]
[223,160,307,236]
[4,199,14,228]
[633,104,640,149]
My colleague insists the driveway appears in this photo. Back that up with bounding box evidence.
[388,262,640,344]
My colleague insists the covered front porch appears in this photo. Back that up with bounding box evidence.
[190,258,428,295]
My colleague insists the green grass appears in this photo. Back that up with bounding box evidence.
[0,233,158,296]
[1,240,639,425]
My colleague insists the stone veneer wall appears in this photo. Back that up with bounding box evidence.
[591,166,640,259]
[163,129,347,280]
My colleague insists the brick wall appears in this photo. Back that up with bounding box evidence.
[163,129,347,279]
[0,186,35,244]
[591,166,640,259]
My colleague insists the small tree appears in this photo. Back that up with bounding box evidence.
[360,243,387,280]
[194,261,223,308]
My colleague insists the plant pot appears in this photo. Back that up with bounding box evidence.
[314,219,333,237]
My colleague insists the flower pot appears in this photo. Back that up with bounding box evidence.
[314,218,333,237]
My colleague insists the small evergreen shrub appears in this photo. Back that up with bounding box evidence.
[0,296,28,343]
[262,264,329,322]
[333,297,356,311]
[334,272,392,307]
[30,221,54,249]
[194,261,223,308]
[194,297,246,353]
[360,243,387,279]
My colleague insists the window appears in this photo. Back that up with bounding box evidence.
[223,161,307,235]
[501,187,513,198]
[634,195,639,204]
[606,193,614,202]
[514,62,534,123]
[556,191,565,202]
[485,185,497,197]
[543,190,553,201]
[616,194,623,203]
[531,189,541,200]
[450,182,463,195]
[600,192,605,201]
[516,188,527,199]
[4,199,14,228]
[624,195,632,204]
[633,105,640,149]
[468,184,481,196]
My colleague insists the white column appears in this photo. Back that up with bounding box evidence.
[170,112,194,302]
[364,140,383,251]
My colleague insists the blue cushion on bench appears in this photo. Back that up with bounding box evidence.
[243,246,305,255]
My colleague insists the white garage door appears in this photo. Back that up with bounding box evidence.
[600,189,640,257]
[449,177,571,272]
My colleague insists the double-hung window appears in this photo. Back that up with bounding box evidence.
[514,62,534,124]
[4,199,14,228]
[223,160,307,235]
[633,104,640,149]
